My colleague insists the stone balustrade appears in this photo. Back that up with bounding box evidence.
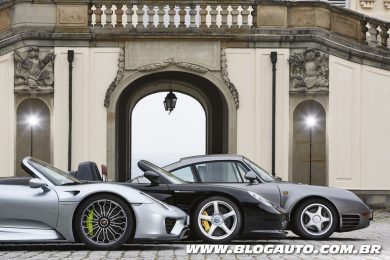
[85,1,390,50]
[89,3,254,29]
[0,0,389,57]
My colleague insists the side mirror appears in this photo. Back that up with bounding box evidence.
[245,171,257,183]
[144,171,160,182]
[275,176,282,181]
[29,178,47,189]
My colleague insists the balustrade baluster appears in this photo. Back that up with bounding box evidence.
[178,5,186,28]
[104,5,113,28]
[199,4,208,29]
[189,5,197,28]
[116,5,124,27]
[136,5,145,29]
[360,19,368,45]
[210,5,218,29]
[220,5,229,29]
[241,5,250,29]
[125,5,134,28]
[147,6,155,29]
[231,5,239,29]
[94,4,103,27]
[157,5,165,28]
[168,5,176,28]
[368,22,379,46]
[380,25,390,49]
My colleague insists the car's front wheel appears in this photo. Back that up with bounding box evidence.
[193,196,241,243]
[75,194,134,250]
[292,199,338,239]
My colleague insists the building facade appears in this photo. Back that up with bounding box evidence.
[0,0,390,206]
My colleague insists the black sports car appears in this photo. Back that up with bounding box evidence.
[71,160,288,243]
[164,155,372,240]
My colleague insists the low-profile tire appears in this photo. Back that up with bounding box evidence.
[75,194,134,250]
[292,199,338,240]
[192,196,241,243]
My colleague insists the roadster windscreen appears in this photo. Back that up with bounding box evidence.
[27,158,82,186]
[140,160,186,184]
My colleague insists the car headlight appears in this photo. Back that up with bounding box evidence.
[248,191,273,207]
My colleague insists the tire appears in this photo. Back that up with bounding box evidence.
[75,194,134,250]
[292,199,338,240]
[192,196,242,243]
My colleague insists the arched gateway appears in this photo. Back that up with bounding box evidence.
[104,48,239,181]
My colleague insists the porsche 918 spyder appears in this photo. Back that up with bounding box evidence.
[0,157,188,250]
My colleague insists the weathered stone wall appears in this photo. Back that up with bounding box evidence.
[351,0,390,21]
[0,52,15,178]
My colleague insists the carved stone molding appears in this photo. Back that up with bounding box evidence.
[104,48,240,110]
[14,47,55,94]
[360,0,376,8]
[288,48,329,94]
[104,48,125,108]
[136,58,209,73]
[221,49,239,109]
[384,0,390,9]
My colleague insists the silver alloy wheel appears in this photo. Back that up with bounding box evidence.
[81,199,128,246]
[300,203,333,236]
[198,200,237,240]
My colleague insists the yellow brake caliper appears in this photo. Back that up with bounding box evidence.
[201,211,211,232]
[86,209,94,236]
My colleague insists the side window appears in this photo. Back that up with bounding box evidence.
[195,161,242,183]
[171,166,196,182]
[236,162,250,183]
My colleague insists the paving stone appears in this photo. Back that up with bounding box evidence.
[0,212,389,260]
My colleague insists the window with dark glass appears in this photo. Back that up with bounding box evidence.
[194,161,242,183]
[171,167,196,182]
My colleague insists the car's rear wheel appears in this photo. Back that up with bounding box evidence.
[292,199,338,239]
[193,196,241,243]
[75,194,133,250]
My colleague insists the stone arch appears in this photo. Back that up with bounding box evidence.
[106,69,237,181]
[292,99,327,186]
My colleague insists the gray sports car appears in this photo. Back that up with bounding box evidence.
[0,157,189,250]
[164,154,372,240]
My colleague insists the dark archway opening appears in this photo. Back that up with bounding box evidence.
[116,71,229,181]
[292,100,326,186]
[16,98,51,176]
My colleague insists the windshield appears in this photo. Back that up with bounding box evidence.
[243,158,275,183]
[27,158,82,186]
[139,160,186,184]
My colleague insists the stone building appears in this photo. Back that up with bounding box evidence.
[0,0,389,206]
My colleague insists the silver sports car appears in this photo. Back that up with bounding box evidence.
[164,154,373,240]
[0,157,189,250]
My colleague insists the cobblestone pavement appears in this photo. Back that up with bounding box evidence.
[1,210,389,260]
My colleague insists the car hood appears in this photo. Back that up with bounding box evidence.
[273,182,357,199]
[269,182,370,213]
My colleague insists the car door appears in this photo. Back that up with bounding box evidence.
[166,184,199,213]
[0,180,59,239]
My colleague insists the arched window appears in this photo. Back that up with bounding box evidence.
[16,98,51,176]
[292,100,326,186]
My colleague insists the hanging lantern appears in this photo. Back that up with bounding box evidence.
[163,91,177,114]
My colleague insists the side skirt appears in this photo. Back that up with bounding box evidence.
[0,227,62,241]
